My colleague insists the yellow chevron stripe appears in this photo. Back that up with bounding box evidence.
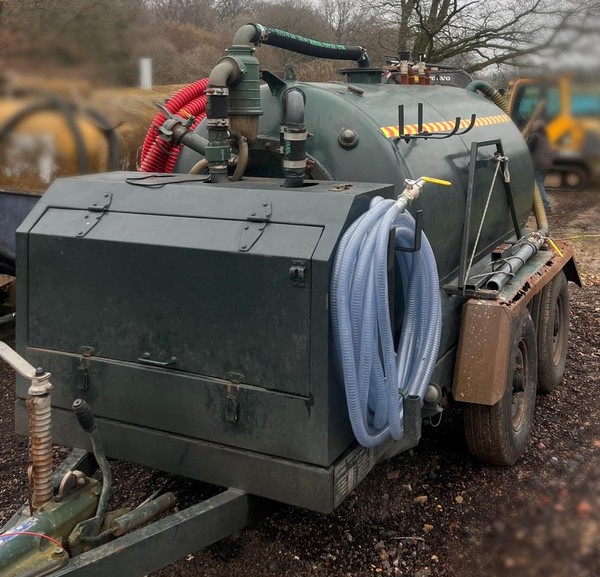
[381,113,511,138]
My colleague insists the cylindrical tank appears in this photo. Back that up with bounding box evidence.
[177,81,534,285]
[0,99,109,193]
[176,79,535,382]
[0,85,187,194]
[0,82,187,251]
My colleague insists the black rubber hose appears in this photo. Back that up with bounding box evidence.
[241,24,370,66]
[84,107,121,171]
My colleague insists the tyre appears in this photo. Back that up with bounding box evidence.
[464,310,538,466]
[537,271,569,393]
[561,166,588,192]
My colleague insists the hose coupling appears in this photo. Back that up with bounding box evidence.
[399,178,425,203]
[397,176,452,209]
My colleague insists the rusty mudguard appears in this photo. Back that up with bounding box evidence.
[453,240,579,406]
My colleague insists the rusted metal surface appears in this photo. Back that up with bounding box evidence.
[0,342,54,510]
[495,241,577,305]
[453,240,577,406]
[453,303,514,406]
[27,394,54,510]
[110,493,177,537]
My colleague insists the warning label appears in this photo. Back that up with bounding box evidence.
[333,445,375,507]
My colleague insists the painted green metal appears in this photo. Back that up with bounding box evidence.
[15,174,411,513]
[48,490,270,577]
[177,77,536,392]
[0,479,100,576]
[225,46,262,117]
[14,73,540,522]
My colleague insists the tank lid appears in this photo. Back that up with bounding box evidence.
[340,68,384,85]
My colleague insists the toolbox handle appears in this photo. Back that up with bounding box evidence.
[137,352,177,368]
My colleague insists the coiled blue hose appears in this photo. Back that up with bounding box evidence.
[331,196,442,448]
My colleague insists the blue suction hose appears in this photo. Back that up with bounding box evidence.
[331,194,442,448]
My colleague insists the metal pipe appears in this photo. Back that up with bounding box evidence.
[206,59,239,183]
[71,399,112,539]
[110,493,177,537]
[485,232,545,291]
[229,130,249,181]
[281,88,307,188]
[188,158,209,175]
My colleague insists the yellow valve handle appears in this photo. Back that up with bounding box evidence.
[421,176,451,186]
[547,237,564,258]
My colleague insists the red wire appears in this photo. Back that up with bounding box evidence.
[1,531,64,550]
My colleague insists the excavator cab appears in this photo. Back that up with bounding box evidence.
[508,76,600,191]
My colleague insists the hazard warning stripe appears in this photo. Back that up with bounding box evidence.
[380,113,511,139]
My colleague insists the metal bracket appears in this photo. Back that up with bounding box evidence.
[329,183,353,192]
[225,384,239,423]
[451,139,521,294]
[289,260,308,287]
[78,346,95,391]
[395,103,476,143]
[239,202,272,252]
[394,210,423,253]
[77,193,112,238]
[137,352,177,368]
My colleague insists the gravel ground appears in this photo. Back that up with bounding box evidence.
[0,186,598,577]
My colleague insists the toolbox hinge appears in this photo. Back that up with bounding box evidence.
[76,193,113,237]
[239,201,272,252]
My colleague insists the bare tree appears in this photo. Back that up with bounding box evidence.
[319,0,363,43]
[147,0,214,27]
[367,0,598,72]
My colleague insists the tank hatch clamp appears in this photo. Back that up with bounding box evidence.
[239,201,272,252]
[76,193,112,238]
[395,103,476,143]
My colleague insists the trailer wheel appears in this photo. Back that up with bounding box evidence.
[537,271,569,393]
[464,310,538,466]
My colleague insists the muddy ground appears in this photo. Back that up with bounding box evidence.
[0,186,598,577]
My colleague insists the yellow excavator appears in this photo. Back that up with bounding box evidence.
[507,76,600,191]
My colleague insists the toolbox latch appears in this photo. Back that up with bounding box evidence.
[289,261,307,287]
